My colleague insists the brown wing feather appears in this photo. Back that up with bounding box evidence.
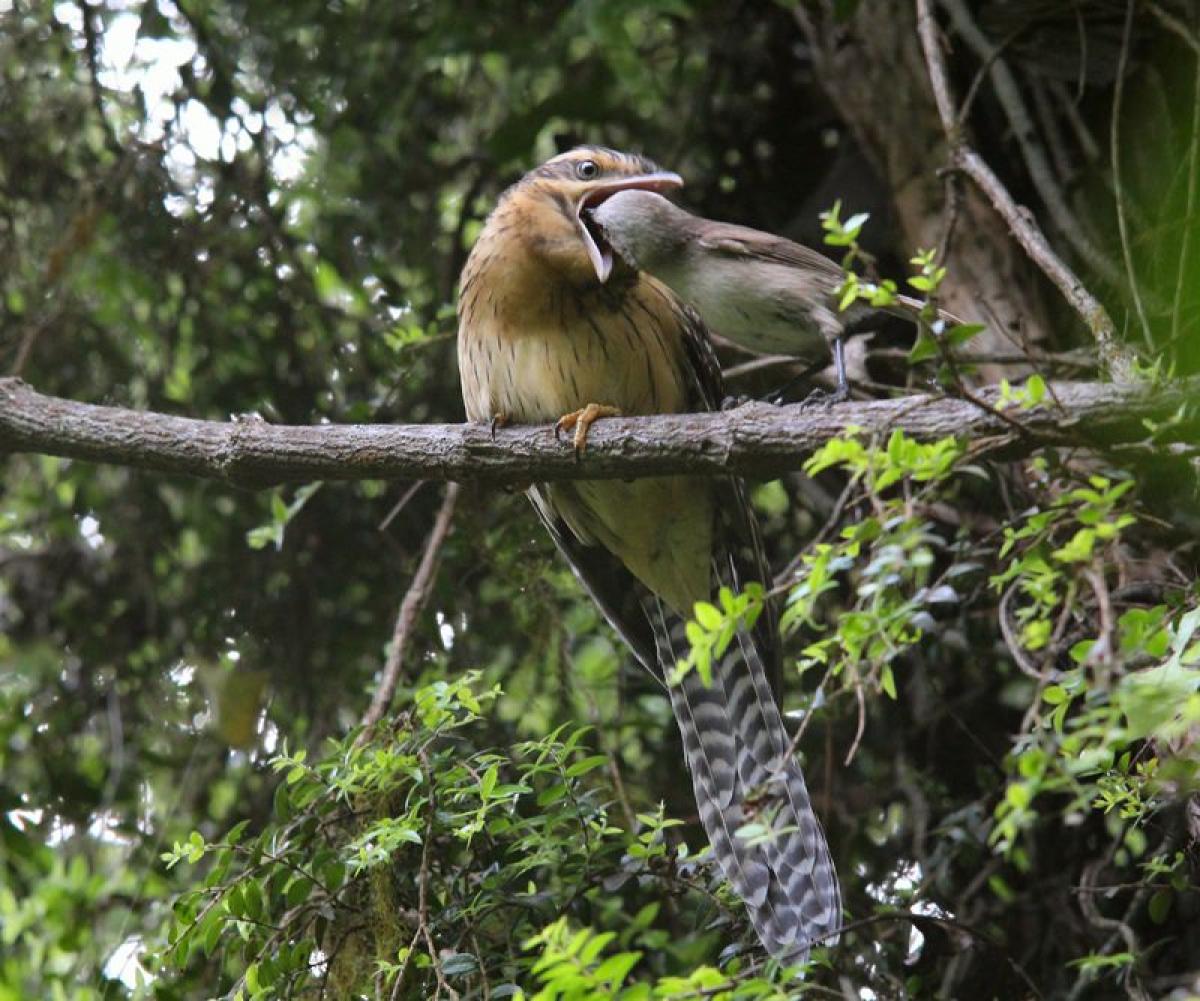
[695,221,959,326]
[694,221,847,283]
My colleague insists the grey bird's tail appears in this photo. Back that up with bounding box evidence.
[645,595,841,962]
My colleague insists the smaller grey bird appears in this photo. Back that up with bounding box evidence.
[587,189,936,400]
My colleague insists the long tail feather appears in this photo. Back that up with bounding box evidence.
[648,594,841,961]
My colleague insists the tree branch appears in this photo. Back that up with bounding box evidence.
[1,377,1195,488]
[359,482,460,736]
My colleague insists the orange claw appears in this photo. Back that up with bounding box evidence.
[555,403,622,455]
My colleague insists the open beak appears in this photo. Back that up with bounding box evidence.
[576,171,683,283]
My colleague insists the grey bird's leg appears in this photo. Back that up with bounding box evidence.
[797,337,850,408]
[799,308,893,407]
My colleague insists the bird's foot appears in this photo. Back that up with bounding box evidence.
[721,394,761,411]
[799,383,851,408]
[724,393,784,410]
[555,403,621,455]
[489,412,510,440]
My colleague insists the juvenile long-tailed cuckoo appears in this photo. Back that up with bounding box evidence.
[457,146,841,960]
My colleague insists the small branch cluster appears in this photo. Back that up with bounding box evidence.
[915,0,1142,383]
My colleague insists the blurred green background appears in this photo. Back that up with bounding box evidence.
[2,1,1199,997]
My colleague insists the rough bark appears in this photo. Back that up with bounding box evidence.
[1,377,1193,489]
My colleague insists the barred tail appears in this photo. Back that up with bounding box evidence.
[648,597,841,962]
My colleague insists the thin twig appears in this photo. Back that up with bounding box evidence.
[359,483,461,734]
[1112,0,1154,349]
[936,164,963,264]
[1018,578,1079,735]
[915,0,1140,383]
[928,304,1045,443]
[954,19,1023,127]
[871,347,1095,369]
[417,752,458,1001]
[379,481,427,531]
[1171,39,1200,347]
[605,749,638,833]
[1083,566,1116,682]
[76,0,123,155]
[1147,1,1200,54]
[722,354,802,380]
[1069,854,1143,1001]
[468,929,491,1001]
[10,310,58,379]
[1049,78,1102,163]
[843,683,867,766]
[575,676,640,831]
[773,473,862,588]
[1030,77,1075,185]
[998,581,1042,680]
[781,673,831,767]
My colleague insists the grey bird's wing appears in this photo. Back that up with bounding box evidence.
[693,221,848,285]
[695,220,955,327]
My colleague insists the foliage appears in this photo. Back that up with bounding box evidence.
[674,585,764,686]
[781,430,964,704]
[153,673,812,998]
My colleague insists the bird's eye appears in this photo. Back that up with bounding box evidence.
[575,159,599,180]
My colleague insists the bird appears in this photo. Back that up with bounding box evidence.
[588,188,943,401]
[457,146,841,962]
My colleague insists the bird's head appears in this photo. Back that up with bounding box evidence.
[588,189,691,277]
[506,146,683,285]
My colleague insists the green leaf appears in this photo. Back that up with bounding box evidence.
[441,953,479,976]
[1119,661,1200,740]
[946,322,985,347]
[1005,783,1032,809]
[844,212,869,235]
[693,601,722,631]
[480,764,498,799]
[1042,685,1067,705]
[908,332,938,363]
[1148,889,1173,924]
[593,950,641,984]
[536,784,568,807]
[564,754,608,777]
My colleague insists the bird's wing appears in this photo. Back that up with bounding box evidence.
[527,486,660,679]
[697,223,963,331]
[694,221,848,284]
